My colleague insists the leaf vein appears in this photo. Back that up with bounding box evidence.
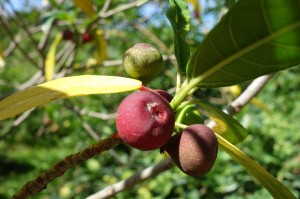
[260,0,273,33]
[228,12,240,50]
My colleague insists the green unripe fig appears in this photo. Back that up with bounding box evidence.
[161,124,218,177]
[175,105,204,127]
[123,43,164,85]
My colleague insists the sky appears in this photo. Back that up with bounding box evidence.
[1,0,218,31]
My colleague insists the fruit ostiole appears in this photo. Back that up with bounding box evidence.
[116,89,175,151]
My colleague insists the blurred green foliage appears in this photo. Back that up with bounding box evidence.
[0,0,299,198]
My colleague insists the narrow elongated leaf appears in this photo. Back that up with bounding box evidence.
[0,43,5,68]
[45,34,62,81]
[167,0,190,71]
[216,134,297,199]
[94,30,108,65]
[72,0,95,18]
[0,75,141,121]
[187,0,300,87]
[198,100,247,144]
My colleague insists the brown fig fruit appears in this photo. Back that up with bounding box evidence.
[161,124,218,177]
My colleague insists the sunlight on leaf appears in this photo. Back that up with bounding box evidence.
[187,0,300,87]
[94,30,108,65]
[0,43,5,68]
[216,134,297,199]
[0,75,142,121]
[72,0,95,18]
[45,33,62,81]
[251,98,270,113]
[198,100,247,144]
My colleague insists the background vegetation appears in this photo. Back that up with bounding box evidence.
[0,0,299,198]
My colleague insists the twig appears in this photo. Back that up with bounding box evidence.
[101,0,149,18]
[0,15,39,68]
[38,22,54,54]
[99,0,112,15]
[80,109,116,120]
[12,133,123,199]
[0,108,35,140]
[84,0,150,31]
[5,0,45,58]
[3,26,40,57]
[62,101,125,165]
[134,23,168,53]
[224,74,273,116]
[87,74,274,198]
[86,158,174,199]
[15,70,43,91]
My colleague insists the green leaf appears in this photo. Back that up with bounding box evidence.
[167,0,191,72]
[187,0,300,87]
[175,105,204,131]
[216,134,297,199]
[198,100,247,144]
[0,75,142,121]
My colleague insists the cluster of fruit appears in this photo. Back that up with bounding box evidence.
[116,43,218,177]
[62,30,93,43]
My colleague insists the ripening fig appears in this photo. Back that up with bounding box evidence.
[123,43,164,85]
[82,32,93,43]
[62,30,73,41]
[155,89,173,102]
[161,124,218,177]
[116,91,175,150]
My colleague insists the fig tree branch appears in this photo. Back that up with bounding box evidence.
[0,15,40,68]
[86,158,174,199]
[12,133,123,199]
[88,74,274,199]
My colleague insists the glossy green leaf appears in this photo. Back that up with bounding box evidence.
[175,105,204,126]
[167,0,190,71]
[216,134,297,199]
[198,100,247,144]
[0,75,142,121]
[187,0,300,87]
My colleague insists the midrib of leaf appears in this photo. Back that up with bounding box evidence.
[191,20,300,86]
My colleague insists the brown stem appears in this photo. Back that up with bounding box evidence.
[11,133,123,199]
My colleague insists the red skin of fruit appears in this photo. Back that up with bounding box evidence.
[62,30,73,41]
[161,124,218,177]
[139,86,173,103]
[82,32,93,43]
[116,91,175,151]
[155,89,173,102]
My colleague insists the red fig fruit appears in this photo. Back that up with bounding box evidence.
[116,91,175,150]
[161,124,218,177]
[62,30,73,41]
[155,89,173,102]
[82,32,93,43]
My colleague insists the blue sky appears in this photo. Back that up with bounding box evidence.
[1,0,218,31]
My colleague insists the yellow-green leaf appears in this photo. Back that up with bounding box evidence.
[251,98,270,113]
[94,30,108,65]
[198,100,247,144]
[216,133,296,199]
[0,44,5,68]
[72,0,95,18]
[45,34,62,81]
[0,75,142,121]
